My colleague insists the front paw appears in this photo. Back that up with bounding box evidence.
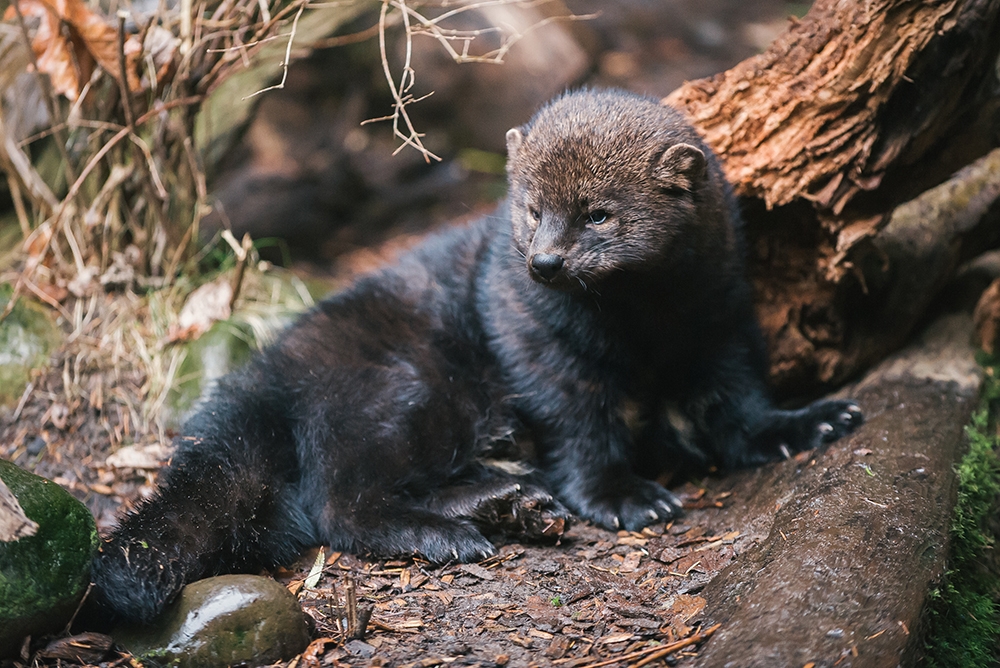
[754,399,863,463]
[793,399,863,452]
[572,475,682,532]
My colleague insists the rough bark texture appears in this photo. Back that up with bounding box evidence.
[693,313,982,667]
[665,0,1000,396]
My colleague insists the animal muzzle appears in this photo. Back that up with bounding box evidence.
[529,253,565,282]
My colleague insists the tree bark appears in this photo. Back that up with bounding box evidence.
[665,0,1000,396]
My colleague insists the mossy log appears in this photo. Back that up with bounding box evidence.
[666,0,1000,396]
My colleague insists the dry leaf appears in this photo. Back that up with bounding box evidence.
[105,442,172,469]
[4,0,177,100]
[167,278,233,343]
[5,0,89,100]
[0,478,38,542]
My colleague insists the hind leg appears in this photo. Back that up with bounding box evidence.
[424,463,570,542]
[316,466,569,563]
[313,487,498,563]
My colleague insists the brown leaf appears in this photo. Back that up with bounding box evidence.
[5,0,176,100]
[299,637,337,668]
[5,0,88,100]
[166,278,233,343]
[459,563,494,580]
[5,0,114,100]
[654,546,684,564]
[660,594,707,639]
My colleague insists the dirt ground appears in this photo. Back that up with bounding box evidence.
[0,313,749,667]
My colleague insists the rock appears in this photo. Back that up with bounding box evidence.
[0,460,99,658]
[691,313,982,667]
[113,574,310,667]
[0,284,60,406]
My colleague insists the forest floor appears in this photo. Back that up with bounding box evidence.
[1,0,989,665]
[0,309,982,666]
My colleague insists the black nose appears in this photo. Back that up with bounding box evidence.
[530,253,564,281]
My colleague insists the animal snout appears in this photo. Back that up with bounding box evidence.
[530,253,564,281]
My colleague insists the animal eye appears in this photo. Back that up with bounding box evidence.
[587,210,608,225]
[529,208,541,222]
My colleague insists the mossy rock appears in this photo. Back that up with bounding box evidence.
[113,574,310,667]
[0,460,99,657]
[0,284,61,406]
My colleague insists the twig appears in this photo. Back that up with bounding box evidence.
[575,624,721,668]
[371,0,440,162]
[1,116,58,213]
[12,381,34,422]
[229,232,254,309]
[5,173,31,238]
[116,13,138,129]
[242,0,307,100]
[9,0,78,186]
[128,133,169,201]
[116,10,167,248]
[61,213,87,276]
[307,21,382,49]
[57,97,202,221]
[632,623,721,667]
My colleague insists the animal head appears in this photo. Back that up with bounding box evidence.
[504,89,727,292]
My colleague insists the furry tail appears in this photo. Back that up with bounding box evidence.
[89,378,315,624]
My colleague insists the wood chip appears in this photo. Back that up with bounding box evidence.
[459,563,494,580]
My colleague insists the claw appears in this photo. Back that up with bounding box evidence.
[647,509,659,521]
[818,422,834,434]
[657,499,676,514]
[848,404,862,414]
[779,444,792,460]
[612,516,620,529]
[839,412,854,424]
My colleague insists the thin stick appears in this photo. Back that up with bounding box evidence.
[633,624,721,667]
[575,624,721,668]
[373,0,439,162]
[58,96,202,220]
[242,0,306,100]
[22,275,74,321]
[6,173,31,238]
[116,13,138,128]
[10,0,78,185]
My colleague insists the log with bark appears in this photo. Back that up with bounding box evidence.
[665,0,1000,397]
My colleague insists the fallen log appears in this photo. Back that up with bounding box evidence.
[666,0,1000,395]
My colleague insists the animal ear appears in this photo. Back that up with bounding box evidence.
[653,143,707,193]
[506,128,524,159]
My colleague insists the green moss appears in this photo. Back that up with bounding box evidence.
[0,460,99,656]
[923,358,1000,666]
[0,284,61,406]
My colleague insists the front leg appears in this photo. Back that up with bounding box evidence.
[530,395,683,532]
[684,333,864,470]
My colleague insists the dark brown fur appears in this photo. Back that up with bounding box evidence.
[89,89,862,625]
